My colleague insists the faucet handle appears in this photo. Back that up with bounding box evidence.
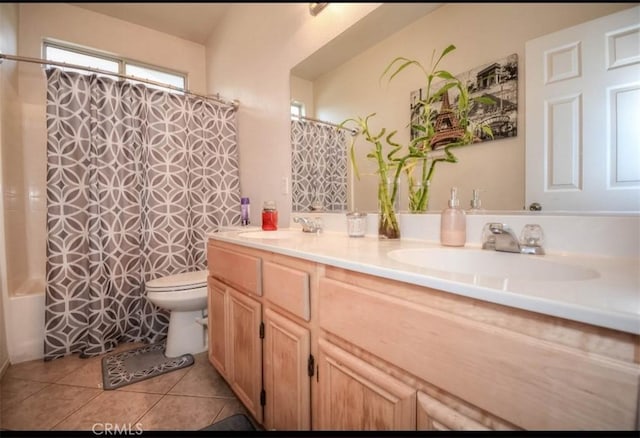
[519,224,545,255]
[313,216,323,233]
[520,224,544,246]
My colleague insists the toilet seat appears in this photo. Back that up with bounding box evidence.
[146,270,208,292]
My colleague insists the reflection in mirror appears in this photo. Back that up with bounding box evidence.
[290,116,352,212]
[290,3,635,214]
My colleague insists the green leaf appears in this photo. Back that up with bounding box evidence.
[473,96,496,105]
[434,70,455,80]
[431,82,457,101]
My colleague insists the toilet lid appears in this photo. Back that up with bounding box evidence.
[146,270,208,292]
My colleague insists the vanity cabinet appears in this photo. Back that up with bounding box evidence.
[208,237,640,431]
[207,240,316,430]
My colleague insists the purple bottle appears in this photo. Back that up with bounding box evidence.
[241,197,250,226]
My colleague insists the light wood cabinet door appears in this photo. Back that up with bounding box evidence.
[316,338,416,430]
[207,277,228,378]
[263,308,311,430]
[228,287,263,423]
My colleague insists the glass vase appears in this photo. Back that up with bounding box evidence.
[378,178,401,239]
[408,180,431,213]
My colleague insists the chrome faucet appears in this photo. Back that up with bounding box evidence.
[293,216,323,234]
[482,223,545,255]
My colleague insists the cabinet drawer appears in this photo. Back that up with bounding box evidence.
[319,277,640,430]
[263,261,310,321]
[208,244,262,296]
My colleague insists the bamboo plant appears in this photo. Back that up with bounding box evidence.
[341,45,494,239]
[339,113,406,239]
[383,44,495,213]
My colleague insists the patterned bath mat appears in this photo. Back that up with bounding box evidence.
[101,342,194,390]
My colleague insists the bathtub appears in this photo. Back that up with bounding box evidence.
[7,278,45,363]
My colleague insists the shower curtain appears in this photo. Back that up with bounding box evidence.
[291,119,348,212]
[44,68,240,360]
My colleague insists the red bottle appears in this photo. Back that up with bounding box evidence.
[261,200,278,231]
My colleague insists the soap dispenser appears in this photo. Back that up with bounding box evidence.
[467,188,485,214]
[440,187,466,247]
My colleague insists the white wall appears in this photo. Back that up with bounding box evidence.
[290,75,314,118]
[204,3,382,227]
[299,3,635,213]
[0,2,20,375]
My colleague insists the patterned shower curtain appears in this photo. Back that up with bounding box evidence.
[44,68,240,360]
[291,119,348,212]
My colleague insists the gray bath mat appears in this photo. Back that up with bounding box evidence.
[101,342,194,390]
[202,414,257,431]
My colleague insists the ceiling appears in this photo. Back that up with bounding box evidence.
[69,3,232,44]
[69,2,443,77]
[291,3,443,80]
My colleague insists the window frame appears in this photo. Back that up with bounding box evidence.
[43,40,188,92]
[291,100,305,119]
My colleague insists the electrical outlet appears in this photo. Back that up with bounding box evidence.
[281,176,289,195]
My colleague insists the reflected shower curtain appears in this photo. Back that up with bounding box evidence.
[291,119,348,212]
[44,68,240,359]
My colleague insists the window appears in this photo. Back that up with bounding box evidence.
[43,41,187,92]
[125,63,185,91]
[291,100,305,119]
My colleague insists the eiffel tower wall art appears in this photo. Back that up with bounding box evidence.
[410,53,518,148]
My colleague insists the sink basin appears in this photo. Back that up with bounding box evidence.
[238,230,301,239]
[386,247,599,282]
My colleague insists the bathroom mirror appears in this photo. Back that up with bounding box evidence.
[290,3,636,214]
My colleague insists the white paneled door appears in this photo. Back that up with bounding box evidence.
[525,6,640,212]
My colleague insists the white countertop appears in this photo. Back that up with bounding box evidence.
[209,227,640,335]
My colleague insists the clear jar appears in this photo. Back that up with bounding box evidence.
[346,211,367,237]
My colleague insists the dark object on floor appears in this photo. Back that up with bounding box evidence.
[101,342,194,390]
[202,414,257,431]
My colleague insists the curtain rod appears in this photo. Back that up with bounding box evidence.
[293,115,358,136]
[0,53,239,111]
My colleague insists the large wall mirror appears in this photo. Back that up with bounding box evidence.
[290,3,637,214]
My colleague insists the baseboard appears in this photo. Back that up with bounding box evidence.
[0,356,10,379]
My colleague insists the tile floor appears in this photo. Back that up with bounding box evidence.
[0,342,257,432]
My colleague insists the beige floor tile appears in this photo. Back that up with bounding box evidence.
[57,358,104,389]
[0,378,51,410]
[138,394,227,431]
[52,389,161,430]
[0,345,250,432]
[0,383,101,430]
[4,354,87,383]
[169,355,234,398]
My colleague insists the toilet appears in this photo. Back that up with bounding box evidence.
[146,270,209,358]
